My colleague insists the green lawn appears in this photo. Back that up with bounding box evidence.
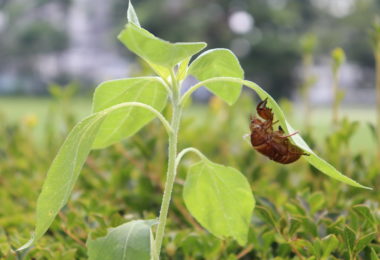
[0,97,92,143]
[0,97,376,152]
[292,107,376,154]
[0,97,92,120]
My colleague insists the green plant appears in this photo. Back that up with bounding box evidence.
[16,2,371,259]
[371,18,380,159]
[331,47,346,126]
[299,33,318,129]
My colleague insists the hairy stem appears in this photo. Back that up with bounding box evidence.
[155,71,182,258]
[101,101,173,134]
[175,147,207,170]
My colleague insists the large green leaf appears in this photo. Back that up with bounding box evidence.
[87,220,157,260]
[125,1,171,80]
[92,77,168,149]
[17,113,106,251]
[188,49,244,105]
[118,23,206,69]
[188,77,369,189]
[183,159,255,245]
[240,79,371,189]
[18,101,167,251]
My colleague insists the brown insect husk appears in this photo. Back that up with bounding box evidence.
[250,98,308,164]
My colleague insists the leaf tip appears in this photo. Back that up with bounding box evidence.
[127,0,141,27]
[16,235,35,253]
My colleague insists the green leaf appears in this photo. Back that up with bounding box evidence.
[149,63,171,81]
[118,23,206,69]
[321,234,339,259]
[355,232,377,253]
[183,159,255,245]
[284,201,306,216]
[87,220,157,260]
[239,79,371,189]
[299,216,318,237]
[255,206,278,229]
[307,192,326,214]
[188,49,244,105]
[288,218,301,237]
[18,113,106,250]
[352,205,377,226]
[127,0,140,27]
[293,239,313,256]
[92,77,168,149]
[371,247,379,260]
[343,226,356,254]
[277,243,292,257]
[18,101,167,250]
[177,57,191,81]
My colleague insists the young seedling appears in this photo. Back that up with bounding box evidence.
[17,1,370,259]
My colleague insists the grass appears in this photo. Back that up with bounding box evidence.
[0,96,375,152]
[0,97,92,144]
[293,106,376,153]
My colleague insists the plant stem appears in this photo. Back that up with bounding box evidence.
[175,147,207,169]
[101,101,173,135]
[155,72,182,258]
[302,53,313,129]
[332,69,340,126]
[376,52,380,160]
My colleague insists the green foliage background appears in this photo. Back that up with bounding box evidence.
[0,93,378,259]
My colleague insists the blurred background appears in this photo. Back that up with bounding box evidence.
[1,0,379,149]
[0,0,379,99]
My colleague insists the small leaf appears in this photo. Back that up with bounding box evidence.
[355,232,377,253]
[87,220,157,260]
[277,243,292,257]
[293,239,313,256]
[352,205,377,226]
[183,159,255,245]
[311,239,322,259]
[371,247,379,260]
[299,216,318,237]
[118,23,206,69]
[261,231,275,251]
[188,49,244,105]
[284,201,306,216]
[255,206,278,229]
[343,226,356,254]
[92,77,168,149]
[307,192,326,214]
[127,0,140,27]
[321,234,339,259]
[288,218,301,237]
